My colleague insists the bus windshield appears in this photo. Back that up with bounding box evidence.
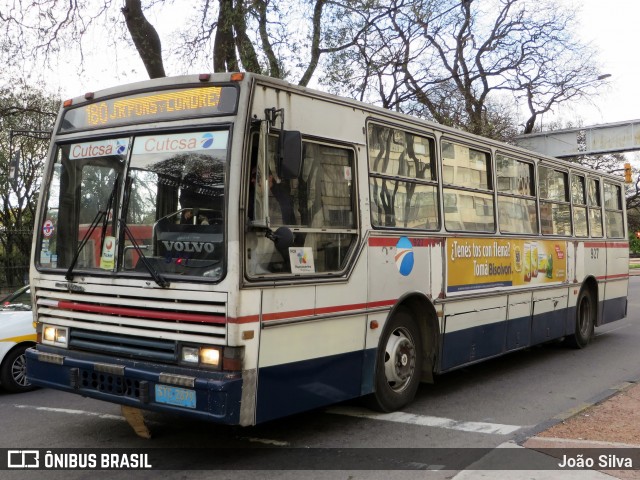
[37,129,229,282]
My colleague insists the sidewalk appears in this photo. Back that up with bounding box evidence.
[453,382,640,478]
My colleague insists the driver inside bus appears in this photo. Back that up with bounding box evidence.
[180,208,209,225]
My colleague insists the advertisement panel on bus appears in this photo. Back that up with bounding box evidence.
[447,237,567,293]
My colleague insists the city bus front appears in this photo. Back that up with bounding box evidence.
[26,74,256,425]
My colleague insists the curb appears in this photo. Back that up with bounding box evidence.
[515,380,640,446]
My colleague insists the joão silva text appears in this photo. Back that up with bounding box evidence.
[558,454,633,469]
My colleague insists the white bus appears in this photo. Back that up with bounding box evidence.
[26,72,628,425]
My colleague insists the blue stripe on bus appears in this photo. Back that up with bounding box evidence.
[601,296,627,325]
[256,350,367,423]
[439,296,627,372]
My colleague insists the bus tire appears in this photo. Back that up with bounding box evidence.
[566,288,595,349]
[367,307,422,412]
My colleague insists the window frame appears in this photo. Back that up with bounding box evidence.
[495,152,538,235]
[441,138,495,234]
[587,176,604,238]
[604,180,625,239]
[570,172,589,238]
[367,120,440,231]
[244,131,361,280]
[538,164,571,236]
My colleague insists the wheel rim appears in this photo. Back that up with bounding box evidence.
[577,294,593,338]
[11,352,29,387]
[383,327,417,393]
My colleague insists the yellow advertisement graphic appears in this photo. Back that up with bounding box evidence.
[447,238,566,293]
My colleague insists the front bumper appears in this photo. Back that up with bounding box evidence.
[25,345,243,424]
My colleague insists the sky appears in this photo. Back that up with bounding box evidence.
[44,1,639,131]
[551,0,640,127]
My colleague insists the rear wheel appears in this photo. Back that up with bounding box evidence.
[566,288,595,349]
[367,308,422,412]
[0,344,36,393]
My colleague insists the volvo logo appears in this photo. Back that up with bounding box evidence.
[161,241,215,253]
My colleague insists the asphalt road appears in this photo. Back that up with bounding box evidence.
[2,277,639,479]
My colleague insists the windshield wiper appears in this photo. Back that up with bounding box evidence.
[119,219,170,288]
[66,173,120,281]
[65,209,106,281]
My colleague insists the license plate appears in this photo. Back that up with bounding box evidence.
[155,384,196,409]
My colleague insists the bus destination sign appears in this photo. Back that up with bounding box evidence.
[60,85,238,133]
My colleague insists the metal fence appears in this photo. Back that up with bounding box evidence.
[0,228,32,297]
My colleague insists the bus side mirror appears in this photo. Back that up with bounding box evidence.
[279,130,302,180]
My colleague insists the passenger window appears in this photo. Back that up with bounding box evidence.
[538,166,570,235]
[368,123,439,229]
[496,154,537,234]
[571,174,588,237]
[441,140,494,232]
[604,182,624,238]
[246,135,357,277]
[588,178,603,237]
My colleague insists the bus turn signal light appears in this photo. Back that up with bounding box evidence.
[624,162,632,183]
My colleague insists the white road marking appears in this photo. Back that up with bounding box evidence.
[10,403,523,436]
[12,404,125,421]
[326,406,523,435]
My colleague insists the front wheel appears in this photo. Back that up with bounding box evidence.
[566,288,595,349]
[0,344,36,393]
[367,308,422,412]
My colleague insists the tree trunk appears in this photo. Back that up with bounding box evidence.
[122,0,166,79]
[214,0,239,72]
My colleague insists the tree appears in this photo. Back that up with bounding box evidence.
[321,0,607,141]
[0,0,608,140]
[0,84,58,289]
[0,0,382,88]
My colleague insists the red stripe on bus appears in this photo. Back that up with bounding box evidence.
[263,308,315,322]
[230,299,398,324]
[228,315,260,324]
[595,273,629,281]
[56,300,226,324]
[584,241,629,248]
[368,237,442,247]
[605,242,630,249]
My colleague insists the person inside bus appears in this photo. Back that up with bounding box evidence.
[180,208,209,225]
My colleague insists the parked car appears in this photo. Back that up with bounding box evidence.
[0,285,36,393]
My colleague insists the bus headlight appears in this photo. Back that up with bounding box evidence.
[42,325,69,347]
[200,348,220,366]
[180,345,222,369]
[181,346,200,364]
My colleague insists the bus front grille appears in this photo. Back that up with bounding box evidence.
[70,329,178,362]
[34,284,228,362]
